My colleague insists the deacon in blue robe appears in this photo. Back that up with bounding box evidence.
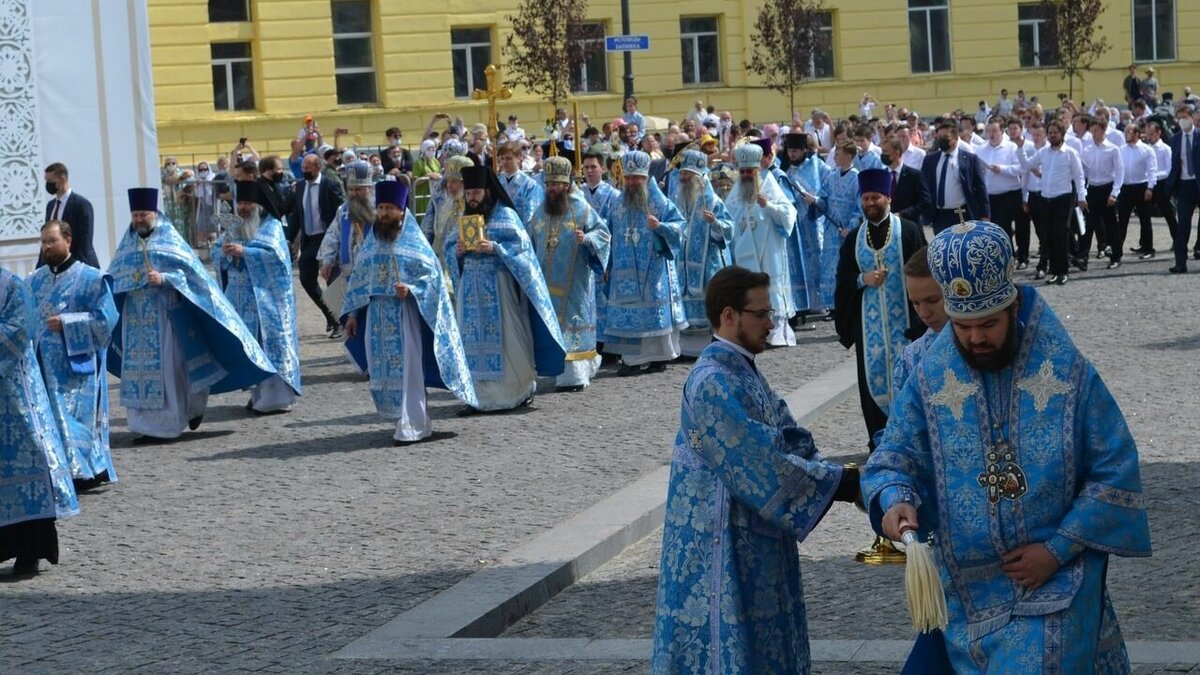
[603,151,688,375]
[652,266,859,675]
[28,220,119,490]
[342,181,477,443]
[667,150,732,356]
[496,143,544,228]
[0,268,77,577]
[445,165,565,412]
[834,169,927,449]
[815,145,861,309]
[107,188,276,440]
[211,182,302,413]
[864,222,1151,674]
[580,152,620,346]
[783,133,833,315]
[529,157,611,390]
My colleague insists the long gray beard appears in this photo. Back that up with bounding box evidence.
[348,196,376,228]
[736,179,757,205]
[623,183,648,211]
[545,189,570,218]
[678,180,701,215]
[236,210,261,240]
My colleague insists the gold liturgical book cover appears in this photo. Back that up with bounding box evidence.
[458,214,485,252]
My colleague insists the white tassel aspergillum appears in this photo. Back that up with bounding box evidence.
[901,529,948,633]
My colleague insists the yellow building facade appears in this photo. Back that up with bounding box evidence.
[151,0,1200,162]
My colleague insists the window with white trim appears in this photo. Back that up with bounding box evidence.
[451,28,492,99]
[331,0,377,104]
[1133,0,1176,62]
[808,11,835,80]
[908,0,951,74]
[572,22,608,93]
[211,42,255,111]
[1018,4,1058,68]
[680,17,720,85]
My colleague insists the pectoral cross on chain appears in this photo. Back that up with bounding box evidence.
[977,442,1028,515]
[624,224,641,246]
[953,206,967,224]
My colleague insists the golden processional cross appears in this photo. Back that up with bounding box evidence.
[472,64,512,169]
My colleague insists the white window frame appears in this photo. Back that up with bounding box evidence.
[1132,0,1176,63]
[681,17,720,85]
[331,0,376,104]
[908,0,951,74]
[573,23,607,94]
[1017,5,1052,68]
[451,30,492,99]
[212,43,253,112]
[806,12,835,80]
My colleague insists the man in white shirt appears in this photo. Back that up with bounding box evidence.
[1141,120,1176,258]
[994,88,1015,117]
[976,120,1024,244]
[502,115,526,144]
[896,124,926,171]
[1017,119,1087,285]
[1021,121,1050,278]
[859,93,876,120]
[957,118,984,154]
[1006,117,1035,269]
[805,110,833,151]
[1079,117,1124,268]
[1110,123,1156,268]
[685,99,706,126]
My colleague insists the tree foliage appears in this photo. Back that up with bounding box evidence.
[503,0,596,109]
[744,0,830,115]
[1041,0,1110,99]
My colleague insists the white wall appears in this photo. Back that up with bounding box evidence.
[0,0,158,276]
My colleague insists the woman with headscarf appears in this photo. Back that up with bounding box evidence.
[412,139,442,224]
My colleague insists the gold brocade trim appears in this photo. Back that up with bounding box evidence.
[564,350,598,362]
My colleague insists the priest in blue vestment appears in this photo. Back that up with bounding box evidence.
[107,188,276,441]
[815,142,862,310]
[667,149,732,356]
[211,182,302,414]
[652,265,860,674]
[834,168,927,449]
[603,150,688,376]
[342,181,477,443]
[28,220,119,491]
[445,165,565,412]
[528,157,611,391]
[783,133,832,317]
[580,150,620,351]
[423,155,475,298]
[0,268,77,577]
[864,221,1151,674]
[317,160,375,321]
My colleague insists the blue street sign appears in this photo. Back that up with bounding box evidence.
[605,34,650,52]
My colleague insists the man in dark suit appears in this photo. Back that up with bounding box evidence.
[255,155,292,221]
[288,153,346,336]
[1166,105,1200,273]
[41,163,98,268]
[881,137,929,223]
[920,118,990,233]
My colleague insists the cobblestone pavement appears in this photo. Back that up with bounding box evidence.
[505,223,1200,666]
[0,260,851,673]
[3,221,1197,673]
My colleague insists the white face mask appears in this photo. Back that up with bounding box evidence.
[1180,119,1194,132]
[390,137,401,147]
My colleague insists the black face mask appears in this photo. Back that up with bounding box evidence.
[880,154,893,165]
[302,171,317,182]
[45,181,58,196]
[934,138,952,152]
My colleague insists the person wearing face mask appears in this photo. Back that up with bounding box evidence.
[190,161,219,245]
[41,163,97,268]
[921,119,991,234]
[287,153,347,337]
[379,127,412,176]
[1167,105,1200,272]
[880,137,929,224]
[411,139,441,222]
[254,155,292,221]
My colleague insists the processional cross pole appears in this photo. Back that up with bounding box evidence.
[472,64,512,171]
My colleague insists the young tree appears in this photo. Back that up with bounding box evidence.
[1042,0,1110,99]
[744,0,831,116]
[503,0,597,110]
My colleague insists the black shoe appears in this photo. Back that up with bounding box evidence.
[188,415,203,431]
[617,363,643,377]
[326,321,337,333]
[1016,261,1028,270]
[556,384,586,393]
[455,406,482,417]
[329,326,345,339]
[795,321,818,332]
[645,362,668,374]
[1138,251,1156,260]
[1034,269,1046,280]
[11,558,38,577]
[822,313,835,322]
[248,406,288,417]
[130,434,159,445]
[1106,261,1121,269]
[1055,274,1069,285]
[1073,258,1088,271]
[1169,265,1188,274]
[518,395,534,408]
[73,476,104,492]
[1095,250,1104,260]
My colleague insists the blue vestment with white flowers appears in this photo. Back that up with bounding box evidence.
[667,177,732,331]
[652,340,844,675]
[863,286,1150,674]
[28,262,118,483]
[107,218,276,404]
[788,156,832,312]
[582,181,620,339]
[211,216,302,396]
[343,211,478,411]
[816,167,860,308]
[529,190,611,358]
[0,270,78,522]
[498,170,544,228]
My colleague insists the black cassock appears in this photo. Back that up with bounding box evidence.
[833,214,927,450]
